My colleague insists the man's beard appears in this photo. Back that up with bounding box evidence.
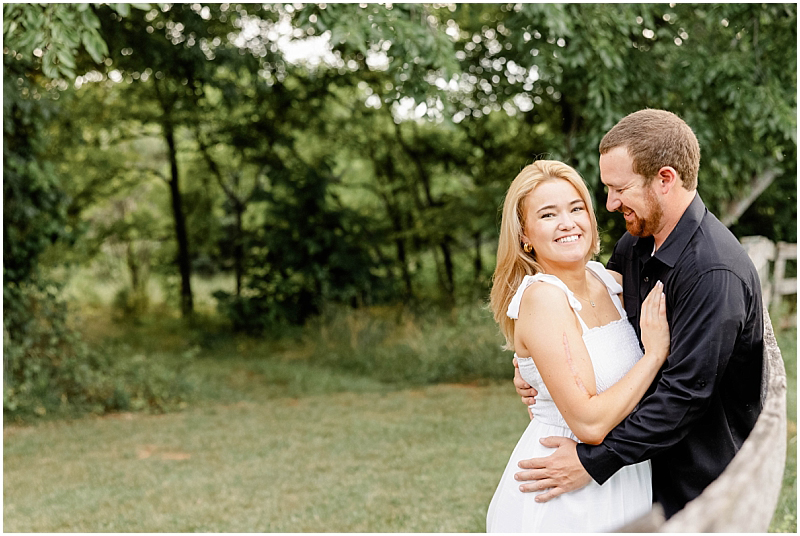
[623,188,663,237]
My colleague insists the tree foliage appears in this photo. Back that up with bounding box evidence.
[3,4,144,79]
[296,3,796,250]
[3,4,796,407]
[2,2,191,417]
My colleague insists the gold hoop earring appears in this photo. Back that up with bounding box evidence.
[523,243,533,253]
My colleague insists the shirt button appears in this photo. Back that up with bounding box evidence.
[644,276,650,283]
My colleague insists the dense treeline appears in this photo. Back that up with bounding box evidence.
[3,3,796,415]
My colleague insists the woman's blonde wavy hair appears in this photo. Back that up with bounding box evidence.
[490,160,600,351]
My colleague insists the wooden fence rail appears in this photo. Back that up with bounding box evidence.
[617,236,792,532]
[619,307,787,532]
[741,236,798,312]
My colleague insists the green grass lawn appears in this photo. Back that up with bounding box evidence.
[4,304,796,532]
[4,383,527,532]
[5,369,796,531]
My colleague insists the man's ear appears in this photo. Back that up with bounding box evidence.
[656,166,679,194]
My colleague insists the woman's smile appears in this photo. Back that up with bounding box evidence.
[555,234,582,244]
[522,179,593,267]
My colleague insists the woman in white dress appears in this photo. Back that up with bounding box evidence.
[486,160,670,532]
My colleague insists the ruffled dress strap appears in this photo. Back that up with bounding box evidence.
[585,260,627,318]
[506,273,589,333]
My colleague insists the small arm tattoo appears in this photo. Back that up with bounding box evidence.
[563,332,589,395]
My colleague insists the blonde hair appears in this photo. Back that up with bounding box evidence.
[490,160,600,351]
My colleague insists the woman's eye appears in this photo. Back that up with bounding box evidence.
[572,206,584,212]
[541,213,555,219]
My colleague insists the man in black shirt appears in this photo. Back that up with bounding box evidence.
[513,109,764,519]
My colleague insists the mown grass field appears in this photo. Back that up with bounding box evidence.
[4,286,797,532]
[5,382,526,532]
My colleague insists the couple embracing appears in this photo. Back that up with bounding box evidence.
[486,109,764,532]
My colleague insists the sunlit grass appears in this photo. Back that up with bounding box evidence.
[4,383,525,532]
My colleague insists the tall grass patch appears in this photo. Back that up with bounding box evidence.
[304,304,510,385]
[71,301,512,405]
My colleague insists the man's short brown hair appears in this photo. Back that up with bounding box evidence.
[599,109,700,190]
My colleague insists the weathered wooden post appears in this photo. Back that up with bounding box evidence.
[772,242,798,315]
[741,236,776,306]
[740,236,797,315]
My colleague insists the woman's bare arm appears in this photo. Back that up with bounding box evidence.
[515,281,668,444]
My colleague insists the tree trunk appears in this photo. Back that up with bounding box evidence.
[234,203,243,297]
[372,153,415,302]
[474,231,482,283]
[720,169,779,227]
[395,237,413,301]
[163,120,194,317]
[440,237,455,305]
[126,241,140,293]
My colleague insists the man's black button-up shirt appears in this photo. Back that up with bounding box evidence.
[576,193,764,519]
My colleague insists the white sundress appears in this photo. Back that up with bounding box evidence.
[486,261,652,533]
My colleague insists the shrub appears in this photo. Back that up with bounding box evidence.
[112,286,150,320]
[304,304,511,385]
[3,282,192,420]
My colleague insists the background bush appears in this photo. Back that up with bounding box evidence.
[3,282,192,420]
[307,304,509,385]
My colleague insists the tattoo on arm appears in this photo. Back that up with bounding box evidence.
[563,332,589,395]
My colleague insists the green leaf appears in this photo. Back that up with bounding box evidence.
[55,48,76,69]
[80,10,101,30]
[81,30,107,63]
[111,3,130,17]
[41,58,57,78]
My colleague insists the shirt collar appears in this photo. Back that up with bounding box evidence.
[631,192,706,268]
